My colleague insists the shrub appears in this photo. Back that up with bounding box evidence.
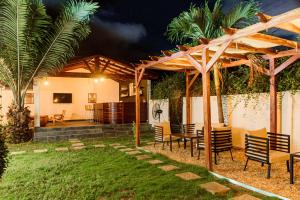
[0,125,8,179]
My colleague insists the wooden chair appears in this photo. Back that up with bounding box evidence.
[154,125,180,149]
[197,126,233,165]
[244,131,290,179]
[53,110,66,125]
[182,123,195,148]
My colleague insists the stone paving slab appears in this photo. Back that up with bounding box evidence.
[69,139,81,143]
[113,145,127,149]
[72,143,84,147]
[126,151,142,155]
[94,144,106,148]
[72,146,86,150]
[119,148,134,152]
[55,147,69,152]
[10,151,26,155]
[33,149,48,153]
[175,172,201,180]
[110,143,121,146]
[158,165,179,171]
[135,155,151,160]
[200,182,231,195]
[231,194,261,200]
[148,159,164,165]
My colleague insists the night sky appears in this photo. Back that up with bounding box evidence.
[45,0,300,63]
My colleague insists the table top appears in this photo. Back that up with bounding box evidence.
[171,133,199,139]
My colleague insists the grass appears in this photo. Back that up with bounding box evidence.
[0,135,277,200]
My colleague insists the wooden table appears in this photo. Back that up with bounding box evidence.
[170,133,199,157]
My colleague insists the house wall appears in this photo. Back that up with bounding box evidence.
[1,77,119,123]
[149,91,300,153]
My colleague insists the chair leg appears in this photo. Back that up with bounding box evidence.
[177,139,180,148]
[214,152,218,165]
[261,163,264,167]
[286,160,290,172]
[267,164,271,179]
[230,149,234,161]
[154,141,156,147]
[244,158,249,171]
[197,149,201,160]
[162,142,165,150]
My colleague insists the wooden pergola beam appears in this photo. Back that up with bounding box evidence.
[274,55,300,75]
[188,72,200,89]
[205,40,232,72]
[185,55,203,73]
[186,72,191,124]
[202,48,213,171]
[257,12,300,34]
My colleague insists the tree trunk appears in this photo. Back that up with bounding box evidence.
[213,63,224,123]
[5,104,33,143]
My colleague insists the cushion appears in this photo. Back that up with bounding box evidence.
[246,128,267,138]
[212,123,224,128]
[161,121,171,135]
[212,126,231,131]
[269,150,289,163]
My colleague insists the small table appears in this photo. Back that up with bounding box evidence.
[290,152,300,184]
[170,133,199,157]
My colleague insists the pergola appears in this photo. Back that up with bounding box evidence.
[54,55,155,82]
[134,8,300,171]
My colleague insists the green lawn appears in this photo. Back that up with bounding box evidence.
[0,135,276,200]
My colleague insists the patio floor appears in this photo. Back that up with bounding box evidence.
[144,143,300,200]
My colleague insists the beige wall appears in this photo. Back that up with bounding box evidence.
[1,77,119,123]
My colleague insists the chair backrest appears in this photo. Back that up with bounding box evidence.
[154,126,163,142]
[196,129,204,145]
[212,127,232,152]
[245,134,269,163]
[183,124,195,134]
[267,132,290,153]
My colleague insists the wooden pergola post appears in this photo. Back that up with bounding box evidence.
[202,48,213,171]
[135,68,145,146]
[186,72,191,124]
[269,58,277,133]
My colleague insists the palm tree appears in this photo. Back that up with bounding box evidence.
[0,0,99,143]
[166,0,259,123]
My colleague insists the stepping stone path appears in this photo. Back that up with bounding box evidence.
[148,159,164,165]
[119,148,134,152]
[113,145,127,149]
[72,143,84,147]
[94,144,106,148]
[73,146,86,150]
[158,165,179,172]
[135,155,151,160]
[175,172,201,181]
[10,151,26,155]
[231,194,261,200]
[126,151,142,155]
[200,182,230,195]
[55,147,68,152]
[69,139,81,143]
[110,143,121,147]
[33,149,48,153]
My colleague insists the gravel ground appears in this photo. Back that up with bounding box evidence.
[144,143,300,200]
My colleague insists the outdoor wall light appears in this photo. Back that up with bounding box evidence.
[43,79,49,86]
[99,77,105,82]
[94,78,99,83]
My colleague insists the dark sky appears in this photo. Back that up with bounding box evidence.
[45,0,300,63]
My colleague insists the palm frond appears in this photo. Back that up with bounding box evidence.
[23,0,99,93]
[223,0,260,28]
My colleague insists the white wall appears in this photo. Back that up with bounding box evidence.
[150,91,300,152]
[1,77,119,123]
